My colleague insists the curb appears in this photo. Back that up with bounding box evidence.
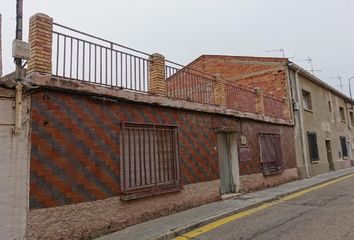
[153,170,354,240]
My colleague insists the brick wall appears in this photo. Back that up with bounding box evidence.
[30,89,296,208]
[189,55,288,99]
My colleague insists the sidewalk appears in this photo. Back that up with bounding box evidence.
[97,167,354,240]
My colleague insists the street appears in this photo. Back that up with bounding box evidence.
[177,176,354,240]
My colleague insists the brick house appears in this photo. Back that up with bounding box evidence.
[0,13,298,240]
[185,55,354,179]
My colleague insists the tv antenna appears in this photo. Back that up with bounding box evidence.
[298,57,322,74]
[331,75,345,92]
[266,48,285,58]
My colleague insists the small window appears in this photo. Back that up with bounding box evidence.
[340,136,348,159]
[121,122,180,198]
[328,101,332,112]
[307,132,319,162]
[350,112,354,125]
[302,90,312,110]
[339,107,346,122]
[259,133,283,174]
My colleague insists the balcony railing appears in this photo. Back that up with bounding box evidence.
[27,15,289,121]
[52,23,150,93]
[226,83,257,113]
[263,94,285,119]
[165,61,216,105]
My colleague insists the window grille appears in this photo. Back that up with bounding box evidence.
[259,133,283,174]
[121,122,180,196]
[307,132,319,162]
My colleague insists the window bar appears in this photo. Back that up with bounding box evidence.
[122,125,126,192]
[152,127,157,186]
[128,128,132,187]
[138,128,143,186]
[133,128,137,186]
[142,128,147,185]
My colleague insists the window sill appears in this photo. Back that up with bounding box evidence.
[311,160,320,164]
[263,168,283,176]
[120,185,182,201]
[303,108,313,113]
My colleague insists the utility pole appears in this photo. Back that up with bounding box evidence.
[0,14,2,77]
[15,0,23,79]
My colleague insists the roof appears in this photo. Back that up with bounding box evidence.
[288,62,354,104]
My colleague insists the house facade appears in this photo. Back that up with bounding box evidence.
[0,13,298,239]
[186,55,354,179]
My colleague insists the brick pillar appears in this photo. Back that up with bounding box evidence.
[149,53,166,96]
[255,87,265,114]
[27,13,53,75]
[214,76,226,107]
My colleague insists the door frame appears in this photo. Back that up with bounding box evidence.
[325,139,335,171]
[217,131,240,194]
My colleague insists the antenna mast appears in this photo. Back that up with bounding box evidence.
[266,48,285,58]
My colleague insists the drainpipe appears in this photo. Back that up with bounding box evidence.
[294,69,310,178]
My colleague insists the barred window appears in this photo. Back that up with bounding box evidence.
[259,133,283,174]
[307,132,319,162]
[340,136,348,159]
[121,122,180,199]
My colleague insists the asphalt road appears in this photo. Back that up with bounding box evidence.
[186,176,354,240]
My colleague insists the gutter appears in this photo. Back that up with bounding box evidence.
[294,69,310,178]
[288,63,354,104]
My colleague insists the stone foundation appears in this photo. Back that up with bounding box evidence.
[240,168,298,192]
[26,180,220,240]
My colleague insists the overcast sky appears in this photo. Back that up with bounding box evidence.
[1,0,354,95]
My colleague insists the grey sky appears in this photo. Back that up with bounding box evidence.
[1,0,354,95]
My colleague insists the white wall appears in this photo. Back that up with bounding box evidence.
[0,87,30,240]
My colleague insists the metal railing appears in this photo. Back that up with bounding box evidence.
[165,61,216,105]
[263,94,285,119]
[226,83,257,113]
[52,23,151,92]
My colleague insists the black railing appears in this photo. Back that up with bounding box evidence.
[165,61,216,105]
[52,23,151,93]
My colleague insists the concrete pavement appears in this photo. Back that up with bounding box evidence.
[96,167,354,240]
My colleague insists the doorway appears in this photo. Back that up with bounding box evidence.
[325,140,335,171]
[217,132,240,194]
